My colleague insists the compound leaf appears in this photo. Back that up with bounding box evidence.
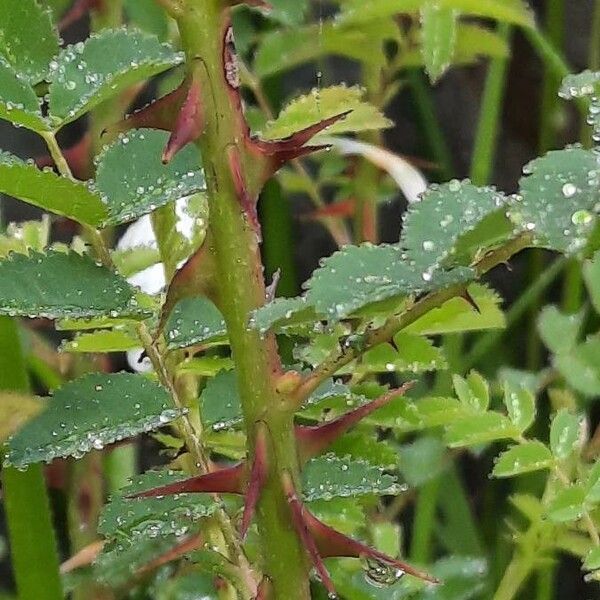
[95,129,205,225]
[48,29,183,127]
[5,373,184,468]
[0,152,107,226]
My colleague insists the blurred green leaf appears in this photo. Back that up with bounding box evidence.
[550,409,581,459]
[538,305,584,354]
[492,441,553,477]
[61,329,140,353]
[546,485,586,522]
[503,382,535,433]
[453,371,489,412]
[420,2,457,82]
[445,412,520,447]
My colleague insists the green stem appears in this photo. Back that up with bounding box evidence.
[175,2,311,596]
[493,549,535,600]
[0,317,63,600]
[103,444,136,494]
[407,69,454,180]
[536,566,554,600]
[470,22,512,186]
[409,476,441,564]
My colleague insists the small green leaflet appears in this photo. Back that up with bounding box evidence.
[537,304,583,355]
[503,382,535,433]
[0,61,48,132]
[0,0,60,83]
[492,441,553,478]
[260,85,392,140]
[401,180,507,270]
[549,409,581,459]
[199,370,242,431]
[445,412,520,447]
[555,337,600,397]
[546,485,587,523]
[0,152,107,226]
[0,250,145,320]
[248,296,317,335]
[420,2,457,82]
[304,243,473,321]
[165,297,227,350]
[61,329,140,353]
[509,146,600,255]
[48,29,184,127]
[302,454,404,502]
[559,70,600,140]
[94,129,205,225]
[98,469,219,540]
[5,373,184,468]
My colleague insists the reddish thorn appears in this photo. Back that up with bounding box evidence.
[35,133,93,180]
[304,509,439,584]
[295,382,414,461]
[226,145,261,239]
[126,464,245,499]
[254,576,272,600]
[162,79,204,164]
[282,473,337,597]
[240,421,269,539]
[59,0,102,30]
[136,533,202,575]
[253,111,352,155]
[461,289,481,314]
[108,81,190,138]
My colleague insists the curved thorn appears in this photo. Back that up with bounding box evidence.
[126,464,245,499]
[295,382,414,461]
[304,509,438,584]
[226,145,261,238]
[162,79,204,164]
[282,472,337,597]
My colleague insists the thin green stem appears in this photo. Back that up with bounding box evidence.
[470,23,512,186]
[409,476,441,564]
[0,317,63,600]
[493,549,535,600]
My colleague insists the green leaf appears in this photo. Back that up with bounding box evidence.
[176,356,234,377]
[0,217,50,258]
[453,371,489,412]
[445,412,520,447]
[420,2,457,82]
[165,297,227,350]
[261,85,392,140]
[48,29,183,127]
[503,382,535,432]
[301,454,403,502]
[398,436,448,487]
[5,373,183,468]
[0,61,48,131]
[328,432,400,469]
[547,485,586,522]
[0,0,60,83]
[509,147,600,255]
[254,22,392,77]
[550,409,581,459]
[155,573,218,600]
[61,329,140,353]
[124,0,169,40]
[584,546,600,571]
[0,152,107,226]
[248,296,318,334]
[583,251,600,315]
[492,441,553,477]
[538,305,583,354]
[339,0,534,27]
[98,469,219,540]
[199,370,241,431]
[560,70,600,99]
[95,129,205,225]
[349,332,445,375]
[0,250,146,320]
[405,283,505,334]
[265,0,308,25]
[555,337,600,397]
[585,461,600,504]
[308,497,365,536]
[401,180,507,271]
[304,243,473,321]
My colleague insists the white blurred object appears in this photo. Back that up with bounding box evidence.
[320,136,428,204]
[117,197,197,370]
